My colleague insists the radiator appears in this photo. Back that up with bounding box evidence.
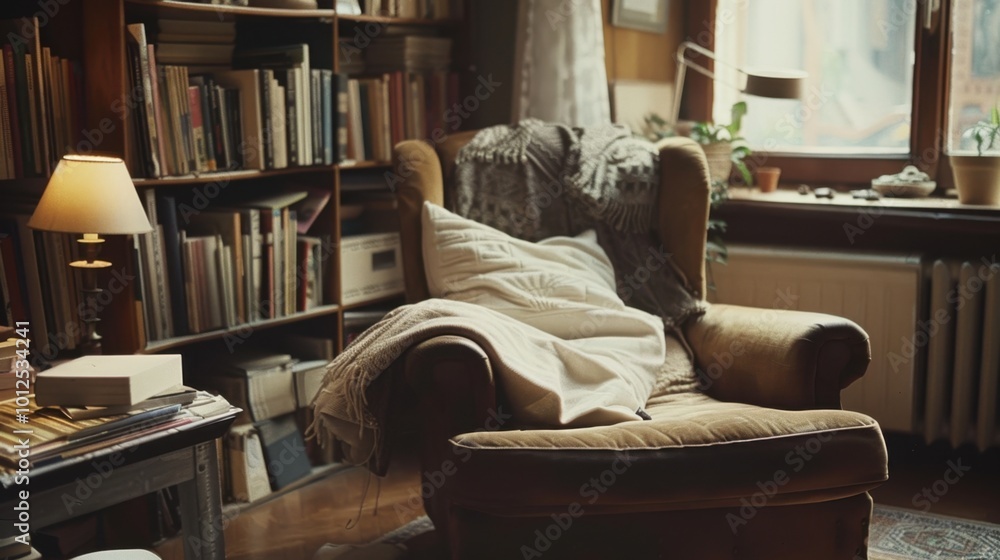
[709,246,1000,450]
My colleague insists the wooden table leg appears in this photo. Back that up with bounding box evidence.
[177,440,225,560]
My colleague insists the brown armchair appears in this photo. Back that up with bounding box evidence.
[391,132,888,559]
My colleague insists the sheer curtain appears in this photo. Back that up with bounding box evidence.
[511,0,611,127]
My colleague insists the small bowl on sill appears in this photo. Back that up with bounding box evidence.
[871,165,936,198]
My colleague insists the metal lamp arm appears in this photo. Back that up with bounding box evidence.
[670,41,745,125]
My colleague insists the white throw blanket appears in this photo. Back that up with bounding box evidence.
[310,203,667,466]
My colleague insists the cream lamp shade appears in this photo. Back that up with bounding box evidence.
[28,155,152,234]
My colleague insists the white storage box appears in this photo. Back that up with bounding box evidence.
[340,232,404,305]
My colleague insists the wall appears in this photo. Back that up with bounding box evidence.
[601,0,683,83]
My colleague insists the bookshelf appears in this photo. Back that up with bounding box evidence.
[0,0,469,518]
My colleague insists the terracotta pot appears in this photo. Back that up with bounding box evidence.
[951,155,1000,206]
[756,166,781,193]
[701,142,733,183]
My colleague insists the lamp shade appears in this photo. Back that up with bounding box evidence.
[742,69,806,99]
[28,155,152,234]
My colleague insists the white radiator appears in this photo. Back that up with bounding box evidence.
[709,246,1000,450]
[922,259,1000,450]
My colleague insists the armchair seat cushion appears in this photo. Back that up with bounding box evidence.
[445,391,887,516]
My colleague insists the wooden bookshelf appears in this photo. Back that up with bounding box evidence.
[0,0,468,548]
[142,304,341,353]
[0,0,469,355]
[126,0,335,18]
[337,13,461,26]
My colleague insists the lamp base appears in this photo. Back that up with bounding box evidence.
[70,237,112,356]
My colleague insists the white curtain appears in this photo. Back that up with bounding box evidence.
[512,0,611,127]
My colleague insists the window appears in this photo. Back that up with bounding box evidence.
[947,0,1000,153]
[696,0,990,186]
[714,0,917,155]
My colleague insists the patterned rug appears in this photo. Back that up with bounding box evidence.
[870,505,1000,559]
[313,506,1000,559]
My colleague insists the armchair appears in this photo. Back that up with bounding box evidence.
[391,132,887,559]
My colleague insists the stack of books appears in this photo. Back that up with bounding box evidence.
[155,18,236,69]
[1,355,231,469]
[0,18,82,179]
[362,0,464,19]
[365,36,452,72]
[0,329,27,401]
[201,347,326,502]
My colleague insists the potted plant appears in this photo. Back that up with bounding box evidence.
[689,101,753,186]
[642,102,752,186]
[952,104,1000,206]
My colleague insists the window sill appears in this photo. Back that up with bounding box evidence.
[725,186,1000,217]
[715,187,1000,256]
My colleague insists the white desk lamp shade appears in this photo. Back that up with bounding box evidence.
[28,155,152,234]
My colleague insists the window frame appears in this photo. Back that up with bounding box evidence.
[683,0,954,188]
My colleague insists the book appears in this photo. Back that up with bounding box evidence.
[256,414,311,489]
[35,354,184,407]
[199,351,297,425]
[59,385,198,420]
[213,70,264,170]
[225,424,272,503]
[292,360,327,407]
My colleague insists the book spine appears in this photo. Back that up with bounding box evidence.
[24,54,41,175]
[311,70,322,165]
[284,68,298,166]
[322,70,334,165]
[147,45,170,178]
[258,69,274,169]
[226,88,243,169]
[11,45,34,176]
[0,56,12,179]
[159,196,189,336]
[4,46,23,178]
[187,86,208,172]
[199,82,217,171]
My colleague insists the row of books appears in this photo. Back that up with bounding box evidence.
[136,189,332,343]
[344,71,459,162]
[361,0,464,19]
[126,24,346,178]
[0,18,81,179]
[0,213,86,356]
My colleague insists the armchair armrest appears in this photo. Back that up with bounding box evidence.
[401,335,499,527]
[684,304,871,410]
[403,335,499,440]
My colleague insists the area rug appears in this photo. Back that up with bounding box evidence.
[869,505,1000,559]
[313,506,1000,559]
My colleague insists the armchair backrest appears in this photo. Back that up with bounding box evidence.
[393,132,711,303]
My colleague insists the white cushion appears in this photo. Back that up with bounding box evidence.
[421,201,626,336]
[71,551,161,560]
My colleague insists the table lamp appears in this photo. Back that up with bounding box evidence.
[670,40,807,126]
[28,155,152,354]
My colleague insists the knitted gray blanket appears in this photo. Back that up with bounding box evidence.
[453,119,705,329]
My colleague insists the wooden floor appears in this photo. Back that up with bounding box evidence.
[155,453,425,560]
[147,434,1000,560]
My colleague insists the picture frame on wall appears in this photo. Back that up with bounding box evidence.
[612,0,669,34]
